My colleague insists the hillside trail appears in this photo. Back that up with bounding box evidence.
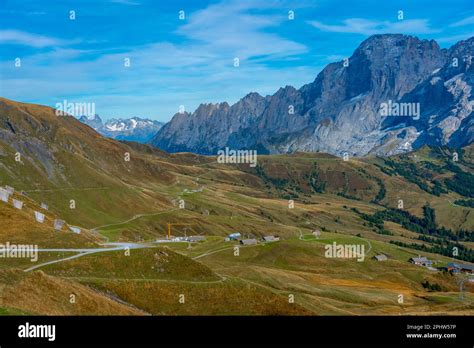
[23,242,152,272]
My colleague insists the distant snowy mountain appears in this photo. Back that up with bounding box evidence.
[79,115,163,143]
[79,114,103,131]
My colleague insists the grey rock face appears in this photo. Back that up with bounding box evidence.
[155,93,269,153]
[150,34,474,156]
[381,37,474,154]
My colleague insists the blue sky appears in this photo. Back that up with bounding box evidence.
[0,0,473,121]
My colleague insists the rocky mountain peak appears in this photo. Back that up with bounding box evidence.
[150,34,473,157]
[79,114,103,130]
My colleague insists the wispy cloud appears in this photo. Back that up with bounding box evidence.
[110,0,141,5]
[4,0,467,120]
[436,32,474,44]
[178,1,306,60]
[0,30,70,47]
[0,0,313,120]
[324,54,345,61]
[450,15,474,27]
[308,18,437,35]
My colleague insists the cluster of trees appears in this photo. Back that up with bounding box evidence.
[376,147,473,198]
[255,164,303,199]
[372,177,386,204]
[351,207,393,235]
[418,234,474,262]
[255,164,289,189]
[353,203,473,260]
[421,280,442,292]
[390,240,474,262]
[381,159,448,196]
[357,205,473,242]
[309,163,326,193]
[454,199,474,208]
[458,229,474,240]
[430,180,447,196]
[337,192,361,201]
[354,167,386,204]
[444,162,474,198]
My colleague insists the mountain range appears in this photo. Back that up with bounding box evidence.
[79,114,163,143]
[150,34,474,157]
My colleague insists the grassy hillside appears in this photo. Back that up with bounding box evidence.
[0,269,145,315]
[42,247,220,282]
[0,97,472,315]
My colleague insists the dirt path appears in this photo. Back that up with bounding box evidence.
[91,208,179,232]
[24,243,152,272]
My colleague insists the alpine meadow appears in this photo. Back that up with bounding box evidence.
[0,1,473,344]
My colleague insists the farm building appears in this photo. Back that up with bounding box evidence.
[0,188,9,203]
[54,219,65,231]
[227,232,241,240]
[186,236,205,243]
[409,256,433,266]
[263,236,279,242]
[34,211,45,223]
[446,262,474,274]
[240,239,257,245]
[69,226,81,234]
[373,254,388,261]
[12,199,23,210]
[312,229,321,238]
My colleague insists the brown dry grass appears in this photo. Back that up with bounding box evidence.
[0,269,145,315]
[86,278,312,316]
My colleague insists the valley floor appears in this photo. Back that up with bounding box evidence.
[0,231,472,315]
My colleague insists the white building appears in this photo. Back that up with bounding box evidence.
[5,186,14,195]
[69,226,81,234]
[228,232,241,240]
[0,188,9,203]
[373,254,388,261]
[34,211,45,223]
[240,238,257,246]
[187,236,205,243]
[54,219,65,231]
[12,199,23,210]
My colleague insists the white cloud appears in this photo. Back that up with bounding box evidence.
[308,18,438,35]
[0,30,70,47]
[450,16,474,27]
[177,1,306,60]
[325,54,345,61]
[0,0,313,120]
[436,32,474,44]
[110,0,140,5]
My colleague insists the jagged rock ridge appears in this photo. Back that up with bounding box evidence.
[150,34,474,156]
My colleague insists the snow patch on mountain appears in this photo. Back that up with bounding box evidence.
[79,116,164,143]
